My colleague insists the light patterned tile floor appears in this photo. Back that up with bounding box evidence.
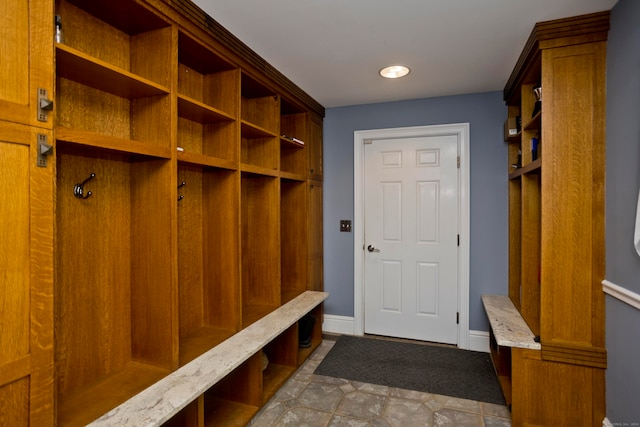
[250,339,511,427]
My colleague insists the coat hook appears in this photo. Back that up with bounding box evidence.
[178,181,186,201]
[74,173,95,199]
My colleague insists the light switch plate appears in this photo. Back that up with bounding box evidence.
[340,220,352,232]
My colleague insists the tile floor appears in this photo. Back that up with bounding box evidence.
[250,339,512,427]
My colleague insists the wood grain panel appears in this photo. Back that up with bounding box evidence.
[241,175,280,307]
[307,180,323,292]
[307,113,323,179]
[0,123,54,426]
[0,0,28,106]
[281,180,307,300]
[178,165,205,337]
[241,96,279,134]
[0,0,53,127]
[203,169,241,330]
[540,42,606,348]
[131,27,173,87]
[508,179,522,308]
[205,69,240,116]
[130,159,173,368]
[57,78,132,139]
[512,348,605,427]
[0,377,29,427]
[59,0,131,71]
[520,173,541,336]
[0,141,30,363]
[55,151,133,396]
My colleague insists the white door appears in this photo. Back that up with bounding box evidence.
[363,134,459,344]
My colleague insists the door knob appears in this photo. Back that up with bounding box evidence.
[367,245,380,253]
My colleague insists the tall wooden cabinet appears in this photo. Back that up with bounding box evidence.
[0,0,324,425]
[492,12,608,426]
[0,0,55,425]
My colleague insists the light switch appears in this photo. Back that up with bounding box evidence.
[340,220,352,232]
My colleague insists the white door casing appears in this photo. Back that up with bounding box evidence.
[363,135,459,343]
[354,123,470,349]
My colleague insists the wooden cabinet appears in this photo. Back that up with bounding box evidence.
[0,0,324,425]
[493,11,609,426]
[0,1,55,426]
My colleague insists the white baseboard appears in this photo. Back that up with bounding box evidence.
[603,417,613,427]
[468,330,490,353]
[322,315,490,352]
[323,314,356,335]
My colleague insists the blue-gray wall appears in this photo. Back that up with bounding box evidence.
[323,91,507,332]
[605,0,640,423]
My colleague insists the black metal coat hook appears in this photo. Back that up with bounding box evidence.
[178,181,186,201]
[74,173,95,199]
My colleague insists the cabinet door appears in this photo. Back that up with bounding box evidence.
[0,122,55,426]
[307,180,323,291]
[0,0,54,128]
[0,2,55,425]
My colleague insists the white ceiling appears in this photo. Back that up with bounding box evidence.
[191,0,618,108]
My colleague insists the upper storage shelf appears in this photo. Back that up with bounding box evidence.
[55,0,173,153]
[56,45,170,99]
[178,32,239,120]
[58,0,172,88]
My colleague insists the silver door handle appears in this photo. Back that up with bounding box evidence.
[367,245,380,253]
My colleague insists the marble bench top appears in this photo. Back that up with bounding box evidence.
[481,294,541,350]
[89,290,329,427]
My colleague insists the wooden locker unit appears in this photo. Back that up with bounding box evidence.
[488,11,609,426]
[0,0,55,426]
[0,0,325,424]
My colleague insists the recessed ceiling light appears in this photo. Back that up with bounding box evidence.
[379,65,410,79]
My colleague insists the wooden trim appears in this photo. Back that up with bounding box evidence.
[166,0,325,118]
[0,355,31,387]
[504,11,610,103]
[541,342,607,369]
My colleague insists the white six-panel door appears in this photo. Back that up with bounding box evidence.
[363,134,459,344]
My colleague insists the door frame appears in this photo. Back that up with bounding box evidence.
[353,123,470,349]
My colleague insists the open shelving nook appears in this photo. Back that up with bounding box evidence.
[177,31,239,167]
[506,58,542,337]
[55,146,174,427]
[240,74,279,174]
[177,164,241,366]
[241,172,281,327]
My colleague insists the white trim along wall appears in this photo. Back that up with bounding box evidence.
[601,280,639,427]
[602,279,640,311]
[322,315,490,352]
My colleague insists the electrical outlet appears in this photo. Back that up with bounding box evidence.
[340,220,352,232]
